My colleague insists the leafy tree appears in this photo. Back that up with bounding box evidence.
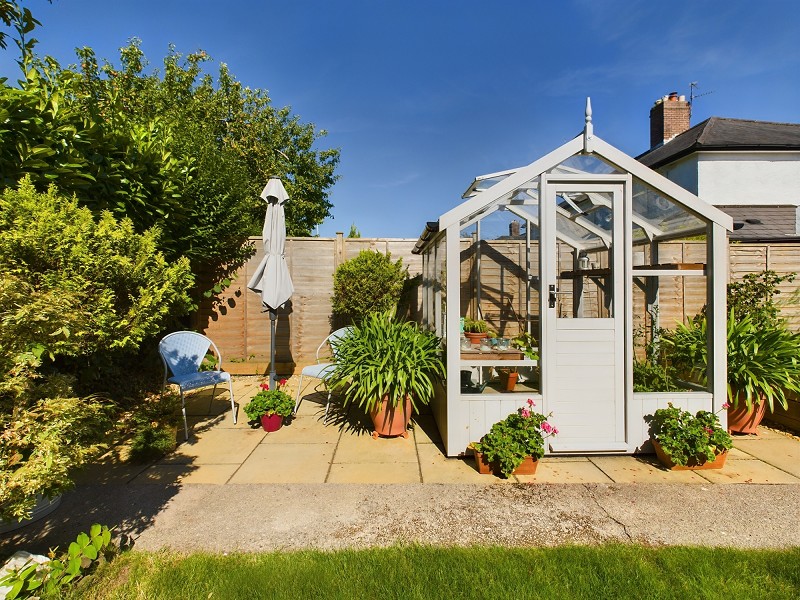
[347,223,362,238]
[0,15,340,285]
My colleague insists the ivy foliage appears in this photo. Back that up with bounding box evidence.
[331,250,408,326]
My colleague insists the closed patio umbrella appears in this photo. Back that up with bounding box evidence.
[247,178,294,390]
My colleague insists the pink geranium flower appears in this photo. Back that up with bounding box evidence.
[722,402,730,410]
[521,408,530,418]
[541,421,553,434]
[527,398,535,407]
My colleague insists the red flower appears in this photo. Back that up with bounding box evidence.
[279,378,288,386]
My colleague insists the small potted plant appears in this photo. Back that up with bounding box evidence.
[326,311,445,438]
[243,379,295,432]
[644,402,733,470]
[463,318,489,344]
[470,399,557,478]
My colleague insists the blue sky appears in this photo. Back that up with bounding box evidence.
[3,0,800,238]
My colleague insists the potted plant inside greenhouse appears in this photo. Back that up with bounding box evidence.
[644,403,732,470]
[243,379,295,432]
[470,399,557,478]
[325,311,445,438]
[463,317,489,344]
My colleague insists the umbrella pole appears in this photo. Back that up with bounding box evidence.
[269,308,278,390]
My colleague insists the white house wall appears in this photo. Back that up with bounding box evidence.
[658,155,699,196]
[695,152,800,206]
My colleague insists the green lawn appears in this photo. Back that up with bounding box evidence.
[71,545,800,599]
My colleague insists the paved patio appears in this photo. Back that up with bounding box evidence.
[104,376,800,487]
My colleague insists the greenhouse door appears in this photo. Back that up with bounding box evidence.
[541,177,628,452]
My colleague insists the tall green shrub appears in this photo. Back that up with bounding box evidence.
[331,250,408,326]
[0,179,194,520]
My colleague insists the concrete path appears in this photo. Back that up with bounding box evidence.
[2,376,800,555]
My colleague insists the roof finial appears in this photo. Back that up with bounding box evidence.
[583,97,594,152]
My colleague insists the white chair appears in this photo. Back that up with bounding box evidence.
[294,327,352,420]
[159,331,237,440]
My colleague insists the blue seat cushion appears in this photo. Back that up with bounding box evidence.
[169,370,231,392]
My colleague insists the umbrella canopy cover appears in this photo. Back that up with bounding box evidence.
[247,179,295,310]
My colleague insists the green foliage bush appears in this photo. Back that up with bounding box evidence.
[0,180,193,520]
[331,251,408,326]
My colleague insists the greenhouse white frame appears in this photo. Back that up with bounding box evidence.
[414,100,733,456]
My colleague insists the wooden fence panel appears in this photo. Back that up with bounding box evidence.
[196,236,800,374]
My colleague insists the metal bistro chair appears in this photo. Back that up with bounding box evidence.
[293,327,352,421]
[159,331,237,440]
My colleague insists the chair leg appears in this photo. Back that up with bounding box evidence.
[228,379,237,424]
[293,375,305,415]
[323,389,333,422]
[180,389,188,441]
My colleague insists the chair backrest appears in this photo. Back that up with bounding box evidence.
[159,331,215,377]
[316,326,352,361]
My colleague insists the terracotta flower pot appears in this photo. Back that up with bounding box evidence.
[473,451,539,477]
[370,394,412,438]
[652,440,727,471]
[727,392,767,434]
[260,413,283,432]
[464,332,487,344]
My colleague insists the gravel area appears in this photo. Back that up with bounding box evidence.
[3,482,800,556]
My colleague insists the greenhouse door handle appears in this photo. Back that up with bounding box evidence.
[549,284,568,308]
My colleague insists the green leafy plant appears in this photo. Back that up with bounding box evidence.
[463,318,489,334]
[663,311,800,412]
[243,379,294,420]
[645,403,732,467]
[326,311,445,412]
[511,332,539,361]
[726,270,796,329]
[0,523,114,599]
[331,251,408,326]
[471,399,557,478]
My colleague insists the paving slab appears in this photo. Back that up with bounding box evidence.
[131,463,239,485]
[327,462,421,483]
[417,443,491,484]
[731,430,800,479]
[163,427,265,465]
[589,456,708,483]
[411,415,442,444]
[229,443,334,484]
[695,457,800,484]
[522,459,615,484]
[334,431,419,464]
[261,417,343,445]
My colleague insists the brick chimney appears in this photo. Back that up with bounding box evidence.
[649,91,691,148]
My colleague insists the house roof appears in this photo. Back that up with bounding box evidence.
[637,117,800,169]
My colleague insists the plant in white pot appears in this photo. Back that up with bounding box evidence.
[326,311,445,438]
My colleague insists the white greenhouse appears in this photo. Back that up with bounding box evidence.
[413,101,733,456]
